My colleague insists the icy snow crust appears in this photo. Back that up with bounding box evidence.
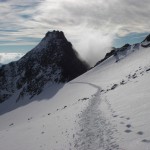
[0,45,150,149]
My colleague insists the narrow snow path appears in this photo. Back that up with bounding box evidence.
[71,82,120,150]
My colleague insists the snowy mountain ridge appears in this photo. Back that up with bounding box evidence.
[95,34,150,66]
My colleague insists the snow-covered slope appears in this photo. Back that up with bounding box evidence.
[76,45,150,149]
[0,38,150,150]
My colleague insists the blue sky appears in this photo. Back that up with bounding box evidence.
[113,32,149,48]
[0,0,150,64]
[0,32,148,53]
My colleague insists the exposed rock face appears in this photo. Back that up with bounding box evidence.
[95,43,134,66]
[141,34,150,47]
[95,48,115,66]
[0,31,89,103]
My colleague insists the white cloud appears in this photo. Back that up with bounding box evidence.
[0,53,24,64]
[71,27,117,66]
[0,0,150,65]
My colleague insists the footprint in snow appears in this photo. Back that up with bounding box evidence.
[81,97,89,101]
[146,68,150,72]
[137,131,144,135]
[142,139,150,143]
[126,124,131,128]
[113,115,118,118]
[124,129,132,133]
[62,106,67,109]
[80,129,84,132]
[28,117,32,120]
[120,116,124,118]
[9,123,14,126]
[120,121,125,124]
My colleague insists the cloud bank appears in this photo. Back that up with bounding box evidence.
[0,53,24,64]
[0,0,150,65]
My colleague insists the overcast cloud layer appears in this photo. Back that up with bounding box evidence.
[0,0,150,66]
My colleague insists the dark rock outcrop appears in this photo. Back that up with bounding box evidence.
[94,48,115,66]
[141,34,150,47]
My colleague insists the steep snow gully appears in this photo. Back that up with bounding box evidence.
[70,82,119,150]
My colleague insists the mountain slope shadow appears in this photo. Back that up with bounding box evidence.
[0,83,64,115]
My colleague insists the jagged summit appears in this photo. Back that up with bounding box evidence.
[45,30,66,40]
[30,30,68,53]
[0,31,89,103]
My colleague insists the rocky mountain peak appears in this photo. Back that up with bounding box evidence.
[45,30,66,40]
[0,31,89,103]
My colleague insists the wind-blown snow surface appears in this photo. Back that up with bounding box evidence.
[0,46,150,150]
